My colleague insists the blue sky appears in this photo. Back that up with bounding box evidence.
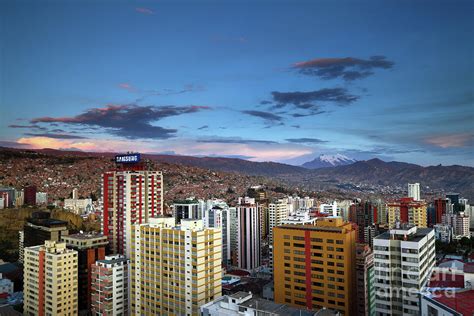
[1,0,473,166]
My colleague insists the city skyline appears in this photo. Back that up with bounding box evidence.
[1,0,473,166]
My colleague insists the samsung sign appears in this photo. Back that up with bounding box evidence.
[115,153,141,164]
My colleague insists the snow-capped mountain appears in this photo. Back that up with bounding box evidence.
[301,154,357,169]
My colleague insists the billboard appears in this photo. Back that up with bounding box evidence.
[115,153,141,164]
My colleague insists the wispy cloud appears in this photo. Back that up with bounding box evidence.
[135,7,155,15]
[118,82,205,102]
[197,137,278,145]
[425,133,474,148]
[241,110,283,122]
[197,125,209,130]
[293,56,394,81]
[271,88,359,106]
[23,133,87,139]
[9,124,47,130]
[286,138,328,144]
[31,104,211,140]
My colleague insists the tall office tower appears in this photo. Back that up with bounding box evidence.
[259,203,269,239]
[131,217,222,315]
[434,198,448,224]
[349,201,376,243]
[355,244,375,316]
[91,254,130,316]
[387,197,427,228]
[101,166,163,256]
[273,217,357,315]
[233,197,261,270]
[446,192,460,206]
[23,241,78,316]
[373,225,435,315]
[24,185,37,205]
[172,199,201,224]
[407,183,420,201]
[19,212,68,263]
[442,212,470,239]
[61,233,108,312]
[204,205,231,265]
[427,205,436,227]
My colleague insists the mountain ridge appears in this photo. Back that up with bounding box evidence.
[302,154,357,169]
[1,146,473,199]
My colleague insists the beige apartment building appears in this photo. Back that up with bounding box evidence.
[23,240,78,316]
[131,217,222,315]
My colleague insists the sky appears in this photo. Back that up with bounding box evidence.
[1,0,473,166]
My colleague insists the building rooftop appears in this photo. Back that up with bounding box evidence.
[432,289,474,316]
[97,255,128,265]
[239,297,316,316]
[427,271,464,288]
[375,227,433,242]
[64,233,105,240]
[27,217,68,228]
[229,291,251,300]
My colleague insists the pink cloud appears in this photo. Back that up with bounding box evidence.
[425,133,473,148]
[13,136,314,162]
[135,7,155,15]
[118,83,136,92]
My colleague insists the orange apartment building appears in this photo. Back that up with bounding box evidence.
[273,217,356,315]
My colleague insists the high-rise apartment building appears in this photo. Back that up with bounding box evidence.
[433,198,448,224]
[231,197,261,270]
[19,212,69,263]
[131,217,222,315]
[442,211,470,239]
[407,183,420,201]
[349,201,377,243]
[101,167,163,256]
[268,199,289,244]
[273,217,357,315]
[91,254,130,316]
[61,233,108,312]
[203,205,231,266]
[23,240,78,316]
[373,225,435,315]
[355,244,375,316]
[387,197,427,228]
[268,198,289,272]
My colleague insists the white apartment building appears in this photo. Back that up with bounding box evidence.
[408,183,421,201]
[64,198,93,215]
[268,198,289,244]
[374,225,435,316]
[91,254,130,316]
[433,224,452,243]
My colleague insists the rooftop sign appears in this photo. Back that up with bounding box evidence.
[115,153,141,164]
